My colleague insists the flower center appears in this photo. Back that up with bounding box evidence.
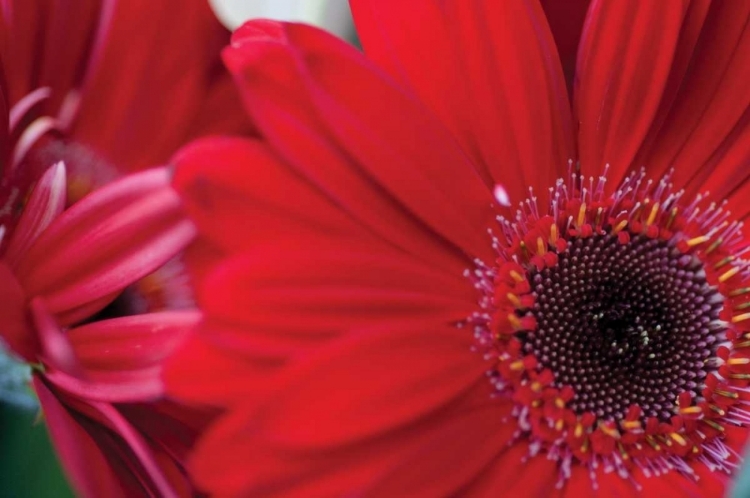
[524,233,721,421]
[467,166,750,486]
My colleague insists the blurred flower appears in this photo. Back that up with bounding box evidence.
[0,0,249,495]
[166,1,750,496]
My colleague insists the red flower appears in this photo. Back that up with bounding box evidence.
[166,2,750,496]
[0,1,249,495]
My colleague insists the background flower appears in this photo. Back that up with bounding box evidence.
[0,0,250,495]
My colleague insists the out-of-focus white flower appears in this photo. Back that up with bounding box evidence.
[209,0,355,41]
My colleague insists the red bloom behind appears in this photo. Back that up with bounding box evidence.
[166,1,750,496]
[0,0,250,495]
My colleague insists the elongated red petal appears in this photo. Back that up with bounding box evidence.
[15,168,196,319]
[223,20,496,265]
[575,1,690,183]
[4,161,66,267]
[350,0,575,199]
[35,378,128,498]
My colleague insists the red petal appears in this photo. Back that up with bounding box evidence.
[15,168,195,319]
[200,242,476,336]
[0,0,105,109]
[223,20,496,264]
[67,310,199,372]
[4,161,66,267]
[164,331,278,407]
[68,0,249,171]
[239,321,490,448]
[350,1,575,199]
[575,1,692,183]
[34,377,128,498]
[541,0,591,96]
[189,385,508,496]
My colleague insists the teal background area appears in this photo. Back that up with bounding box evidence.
[0,403,74,498]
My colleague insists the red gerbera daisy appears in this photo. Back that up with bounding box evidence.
[0,1,248,495]
[166,1,750,496]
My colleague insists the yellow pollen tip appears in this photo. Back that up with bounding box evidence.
[509,360,525,371]
[720,266,741,283]
[555,419,564,431]
[530,381,542,393]
[580,439,589,453]
[715,389,739,399]
[730,287,750,297]
[550,224,558,243]
[728,357,750,365]
[730,373,750,380]
[509,270,525,283]
[621,420,642,430]
[507,314,522,330]
[709,404,726,416]
[574,423,583,438]
[646,436,661,451]
[647,203,660,225]
[679,406,703,415]
[613,220,628,233]
[716,256,736,270]
[577,203,587,227]
[670,433,688,446]
[732,312,750,324]
[555,397,565,409]
[703,419,725,432]
[600,425,620,439]
[686,235,710,248]
[706,237,723,254]
[666,207,678,229]
[536,237,546,256]
[506,293,522,308]
[531,400,541,408]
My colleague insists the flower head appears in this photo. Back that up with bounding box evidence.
[0,0,249,495]
[167,1,750,496]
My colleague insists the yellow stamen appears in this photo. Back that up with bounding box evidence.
[530,381,542,393]
[580,438,589,453]
[506,293,522,308]
[709,404,726,416]
[728,357,750,365]
[507,314,522,330]
[732,312,750,324]
[536,237,546,256]
[647,202,660,226]
[595,207,603,227]
[509,360,525,371]
[621,420,642,431]
[706,237,723,255]
[716,256,736,270]
[574,423,583,439]
[509,270,525,283]
[555,418,564,431]
[730,373,750,380]
[666,207,678,229]
[645,436,661,451]
[715,389,738,399]
[617,443,629,460]
[599,424,620,439]
[555,397,565,409]
[702,419,725,432]
[613,220,628,233]
[549,224,558,244]
[679,406,703,415]
[719,266,740,283]
[735,302,750,311]
[577,202,587,227]
[686,235,710,248]
[730,287,750,297]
